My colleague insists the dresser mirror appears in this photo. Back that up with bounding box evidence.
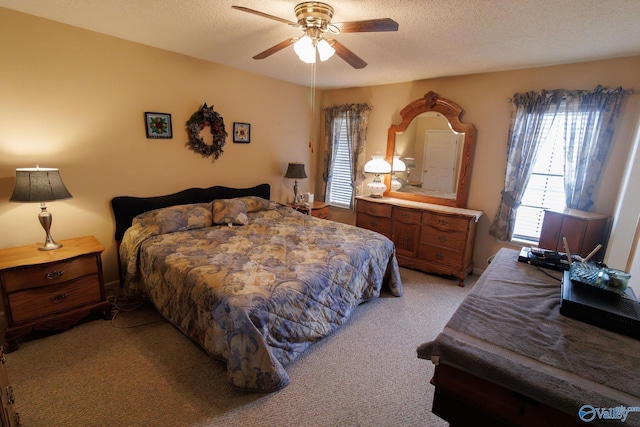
[384,91,475,208]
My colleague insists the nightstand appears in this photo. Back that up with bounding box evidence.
[0,235,111,352]
[290,201,329,219]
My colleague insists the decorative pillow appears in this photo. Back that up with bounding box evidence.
[213,199,248,225]
[133,203,212,234]
[237,196,271,213]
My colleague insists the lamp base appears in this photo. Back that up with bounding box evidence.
[39,238,62,251]
[38,205,62,251]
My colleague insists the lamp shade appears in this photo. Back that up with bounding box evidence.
[10,167,72,202]
[284,163,308,179]
[404,157,416,169]
[364,155,391,174]
[392,155,406,172]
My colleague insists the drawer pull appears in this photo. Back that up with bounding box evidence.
[438,219,449,226]
[438,235,448,242]
[436,253,444,260]
[50,293,69,303]
[6,385,14,404]
[45,270,65,280]
[368,207,377,213]
[371,221,378,227]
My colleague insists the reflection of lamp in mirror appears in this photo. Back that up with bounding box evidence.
[403,157,416,182]
[284,162,307,205]
[364,155,391,197]
[10,166,73,250]
[391,155,406,191]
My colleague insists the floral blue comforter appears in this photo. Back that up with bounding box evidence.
[120,199,402,391]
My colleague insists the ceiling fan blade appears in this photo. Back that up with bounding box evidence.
[331,40,367,69]
[231,5,297,26]
[253,39,296,60]
[333,18,399,33]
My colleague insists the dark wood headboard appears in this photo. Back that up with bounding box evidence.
[110,183,270,242]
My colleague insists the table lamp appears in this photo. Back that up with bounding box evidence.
[364,155,391,197]
[391,155,407,191]
[10,166,73,250]
[404,157,416,181]
[284,162,307,205]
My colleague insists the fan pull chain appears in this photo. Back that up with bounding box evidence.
[309,61,316,153]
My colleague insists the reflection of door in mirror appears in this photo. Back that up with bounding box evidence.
[394,112,462,198]
[423,130,464,194]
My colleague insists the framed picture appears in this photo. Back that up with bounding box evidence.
[233,122,251,143]
[145,112,172,139]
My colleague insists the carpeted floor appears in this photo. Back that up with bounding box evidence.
[6,268,475,427]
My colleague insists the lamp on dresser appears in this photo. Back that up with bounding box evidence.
[10,166,73,250]
[364,155,391,197]
[284,162,307,205]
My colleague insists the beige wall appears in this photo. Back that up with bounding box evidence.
[0,9,314,283]
[319,57,640,273]
[2,7,639,286]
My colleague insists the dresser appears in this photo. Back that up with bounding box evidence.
[0,236,111,352]
[538,208,609,261]
[356,196,482,285]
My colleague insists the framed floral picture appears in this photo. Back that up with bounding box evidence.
[145,112,172,139]
[233,122,250,143]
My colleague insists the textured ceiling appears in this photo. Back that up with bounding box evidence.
[1,0,639,89]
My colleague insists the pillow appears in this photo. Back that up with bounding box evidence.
[133,202,212,234]
[213,199,248,225]
[237,196,271,213]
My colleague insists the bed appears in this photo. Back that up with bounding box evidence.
[417,248,640,426]
[111,184,402,392]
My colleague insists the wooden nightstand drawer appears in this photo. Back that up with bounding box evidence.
[2,255,98,293]
[8,274,102,323]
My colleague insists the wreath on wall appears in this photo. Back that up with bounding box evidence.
[185,103,227,159]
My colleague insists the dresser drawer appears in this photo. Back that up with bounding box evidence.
[357,200,392,218]
[422,212,469,232]
[356,213,392,237]
[421,225,468,251]
[393,207,421,223]
[8,274,102,323]
[2,255,98,293]
[418,244,464,270]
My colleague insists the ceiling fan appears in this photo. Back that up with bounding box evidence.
[232,2,398,69]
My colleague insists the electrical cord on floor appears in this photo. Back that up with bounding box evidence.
[107,292,164,328]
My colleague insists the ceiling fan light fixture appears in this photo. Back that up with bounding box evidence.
[293,35,316,63]
[316,38,335,61]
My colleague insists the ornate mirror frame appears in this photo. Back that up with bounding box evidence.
[384,91,475,208]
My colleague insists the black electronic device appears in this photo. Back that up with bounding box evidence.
[518,247,572,271]
[560,271,640,339]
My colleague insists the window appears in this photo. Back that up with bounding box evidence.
[512,106,595,242]
[327,118,353,208]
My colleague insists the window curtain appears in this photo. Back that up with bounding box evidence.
[489,90,563,241]
[322,103,373,209]
[563,86,629,210]
[490,86,631,241]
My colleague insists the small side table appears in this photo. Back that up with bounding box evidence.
[290,201,330,219]
[0,235,112,352]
